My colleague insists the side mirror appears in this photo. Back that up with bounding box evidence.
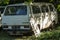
[1,14,3,17]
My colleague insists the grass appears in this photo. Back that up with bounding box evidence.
[0,31,13,40]
[29,25,60,40]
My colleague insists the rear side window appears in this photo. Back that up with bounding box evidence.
[49,5,53,11]
[32,5,41,14]
[41,5,49,13]
[4,5,27,15]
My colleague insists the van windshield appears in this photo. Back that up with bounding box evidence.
[4,5,27,15]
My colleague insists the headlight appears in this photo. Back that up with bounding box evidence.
[8,26,12,29]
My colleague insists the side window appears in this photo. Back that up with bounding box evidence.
[49,5,53,11]
[32,5,41,14]
[41,5,49,13]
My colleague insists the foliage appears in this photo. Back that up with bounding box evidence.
[29,26,60,40]
[25,0,32,2]
[0,0,10,5]
[49,0,53,2]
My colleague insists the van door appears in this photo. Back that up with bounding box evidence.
[30,5,41,37]
[40,5,50,29]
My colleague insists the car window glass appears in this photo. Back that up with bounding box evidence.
[32,5,41,14]
[49,5,53,11]
[41,5,49,13]
[4,5,27,15]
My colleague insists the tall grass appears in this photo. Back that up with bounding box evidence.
[29,26,60,40]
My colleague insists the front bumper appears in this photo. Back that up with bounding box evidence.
[2,25,32,32]
[2,25,33,35]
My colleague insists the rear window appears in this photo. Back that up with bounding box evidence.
[4,5,27,15]
[32,5,41,14]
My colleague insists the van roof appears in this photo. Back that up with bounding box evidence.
[7,3,53,6]
[7,3,27,6]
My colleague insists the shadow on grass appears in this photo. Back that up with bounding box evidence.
[0,30,33,40]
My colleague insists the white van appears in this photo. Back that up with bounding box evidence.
[2,3,58,37]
